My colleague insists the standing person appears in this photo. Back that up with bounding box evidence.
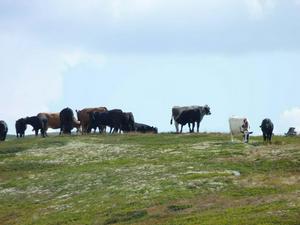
[241,118,250,143]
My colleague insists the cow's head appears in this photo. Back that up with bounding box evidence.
[204,105,211,115]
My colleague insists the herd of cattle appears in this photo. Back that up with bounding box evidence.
[0,104,278,143]
[0,106,158,141]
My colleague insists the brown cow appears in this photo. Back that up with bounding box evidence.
[76,107,108,134]
[37,113,81,134]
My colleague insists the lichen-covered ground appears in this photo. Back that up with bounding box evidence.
[0,133,299,224]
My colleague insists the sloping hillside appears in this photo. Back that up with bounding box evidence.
[0,133,299,225]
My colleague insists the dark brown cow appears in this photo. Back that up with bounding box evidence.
[76,107,108,134]
[0,120,8,141]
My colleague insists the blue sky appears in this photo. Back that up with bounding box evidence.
[1,0,300,134]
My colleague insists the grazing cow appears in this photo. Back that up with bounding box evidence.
[134,122,158,133]
[60,108,75,134]
[15,118,27,138]
[0,120,8,141]
[260,118,274,142]
[37,112,81,134]
[24,115,48,137]
[285,127,297,136]
[170,105,211,133]
[229,117,252,142]
[76,107,108,134]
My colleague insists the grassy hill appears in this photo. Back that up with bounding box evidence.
[0,133,299,225]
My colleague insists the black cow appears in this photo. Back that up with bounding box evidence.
[134,122,158,133]
[24,115,48,137]
[121,112,135,132]
[88,111,108,133]
[0,120,8,141]
[89,109,122,133]
[60,107,74,134]
[15,118,27,138]
[174,105,211,133]
[89,109,135,134]
[260,118,274,142]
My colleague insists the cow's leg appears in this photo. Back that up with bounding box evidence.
[35,129,38,136]
[196,122,200,133]
[83,123,88,134]
[60,125,63,135]
[180,124,184,133]
[175,121,179,133]
[188,123,192,133]
[41,129,45,138]
[263,134,267,141]
[192,122,195,133]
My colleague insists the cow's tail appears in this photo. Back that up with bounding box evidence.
[170,117,173,125]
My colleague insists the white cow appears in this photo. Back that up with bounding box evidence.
[229,117,251,142]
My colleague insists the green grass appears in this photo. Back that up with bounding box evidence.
[0,133,299,225]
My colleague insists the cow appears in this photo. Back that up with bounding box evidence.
[24,115,48,137]
[170,105,211,133]
[88,109,134,134]
[37,112,81,134]
[121,112,135,132]
[134,122,158,133]
[15,118,27,138]
[0,120,8,141]
[76,107,108,134]
[285,127,297,136]
[60,107,75,134]
[260,118,274,142]
[170,106,189,133]
[229,117,252,143]
[87,111,108,133]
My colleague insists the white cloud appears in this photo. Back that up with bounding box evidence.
[244,0,277,19]
[280,107,300,133]
[0,32,106,134]
[0,34,63,133]
[62,51,106,68]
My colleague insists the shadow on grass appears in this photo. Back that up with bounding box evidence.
[104,210,148,225]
